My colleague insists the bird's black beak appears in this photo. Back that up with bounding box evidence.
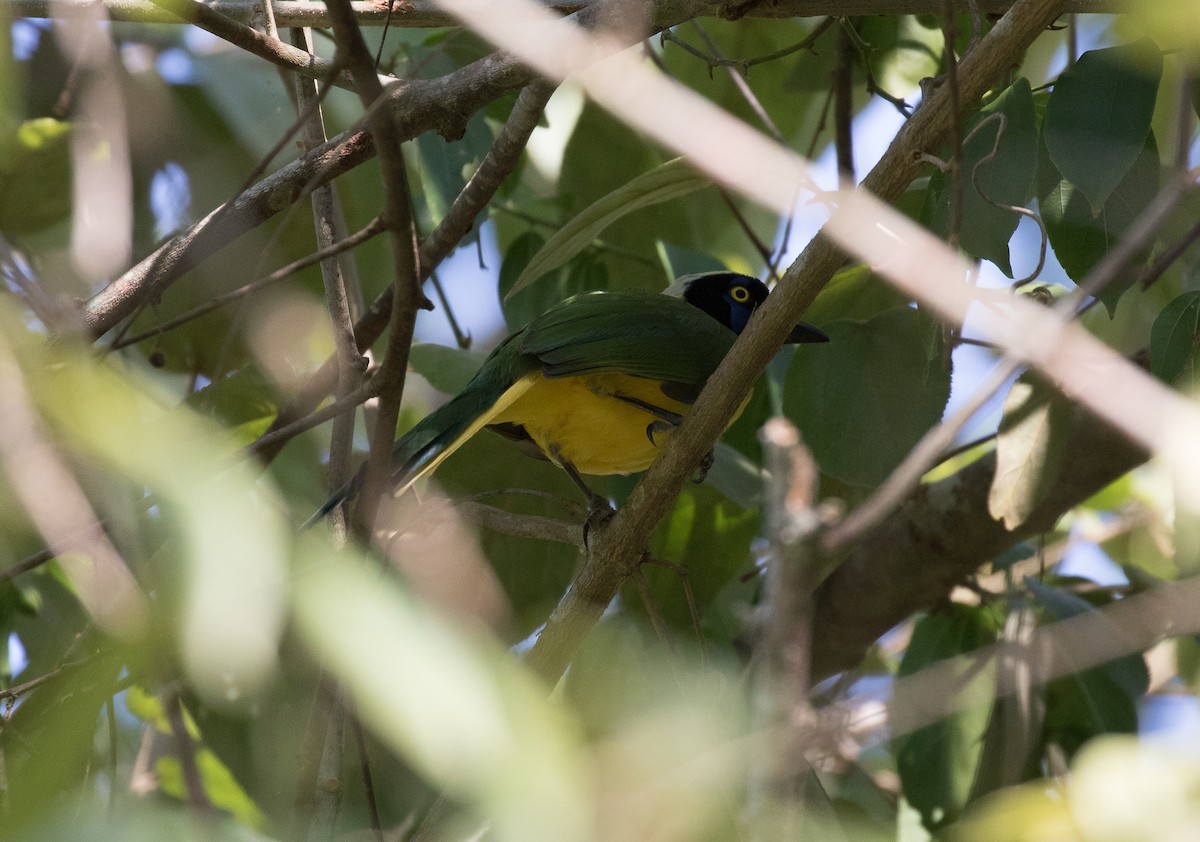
[787,322,829,344]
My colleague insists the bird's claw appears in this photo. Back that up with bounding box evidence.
[692,449,715,484]
[645,420,675,446]
[582,499,616,549]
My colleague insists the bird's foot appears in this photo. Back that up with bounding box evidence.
[645,419,676,446]
[692,449,715,484]
[583,497,616,549]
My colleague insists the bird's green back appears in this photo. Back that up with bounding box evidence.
[517,291,737,387]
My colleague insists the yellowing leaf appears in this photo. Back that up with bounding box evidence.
[988,376,1071,530]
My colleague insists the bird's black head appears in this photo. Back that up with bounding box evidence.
[668,271,828,343]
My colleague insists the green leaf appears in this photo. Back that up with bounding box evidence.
[497,229,548,331]
[1149,290,1200,383]
[988,375,1072,530]
[803,264,909,327]
[656,241,725,279]
[704,441,765,509]
[507,158,710,298]
[1043,40,1163,212]
[894,605,1001,832]
[411,110,493,230]
[641,483,759,638]
[1038,132,1160,315]
[498,232,611,333]
[185,368,278,435]
[925,78,1038,276]
[1026,579,1149,756]
[156,748,267,829]
[409,342,487,395]
[0,118,72,235]
[784,306,951,487]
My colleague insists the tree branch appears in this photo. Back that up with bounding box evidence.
[812,403,1148,680]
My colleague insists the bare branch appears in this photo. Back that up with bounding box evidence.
[322,0,425,536]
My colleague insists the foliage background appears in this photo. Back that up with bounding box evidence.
[1,0,1199,840]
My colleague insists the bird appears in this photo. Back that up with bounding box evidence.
[309,271,827,526]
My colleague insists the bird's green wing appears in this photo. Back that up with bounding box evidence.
[518,291,737,391]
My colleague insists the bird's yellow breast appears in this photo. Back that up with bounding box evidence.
[491,372,748,476]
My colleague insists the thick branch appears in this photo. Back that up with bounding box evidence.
[811,404,1149,680]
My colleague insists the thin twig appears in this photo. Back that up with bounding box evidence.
[106,696,118,815]
[290,674,338,840]
[0,547,56,582]
[293,24,368,539]
[833,23,854,181]
[164,687,212,814]
[633,568,676,654]
[941,0,965,249]
[244,380,377,460]
[453,499,584,545]
[1140,218,1200,291]
[840,19,913,116]
[427,269,472,348]
[0,662,74,701]
[111,216,385,349]
[661,17,834,77]
[956,112,1047,288]
[311,684,347,837]
[687,20,789,142]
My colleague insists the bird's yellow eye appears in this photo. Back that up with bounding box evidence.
[730,285,751,303]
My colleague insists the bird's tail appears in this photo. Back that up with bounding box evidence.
[302,373,534,528]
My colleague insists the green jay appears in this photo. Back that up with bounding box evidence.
[311,271,827,524]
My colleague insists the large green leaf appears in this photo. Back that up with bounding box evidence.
[507,158,710,299]
[988,375,1071,530]
[784,306,951,487]
[411,109,495,231]
[925,78,1038,276]
[409,342,488,395]
[124,686,267,829]
[1026,579,1149,757]
[498,231,610,333]
[0,118,72,235]
[1038,132,1160,315]
[802,264,909,327]
[894,605,1001,832]
[638,483,760,639]
[656,241,725,279]
[1149,290,1200,385]
[1043,40,1163,213]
